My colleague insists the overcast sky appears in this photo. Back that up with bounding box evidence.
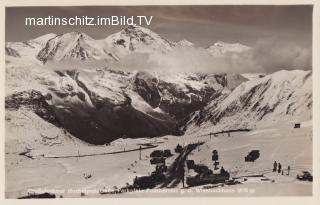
[5,6,313,72]
[6,6,312,47]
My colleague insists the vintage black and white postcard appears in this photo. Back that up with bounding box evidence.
[1,0,319,203]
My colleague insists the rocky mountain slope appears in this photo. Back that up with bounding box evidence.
[103,25,174,58]
[185,70,312,135]
[5,33,57,65]
[37,32,117,63]
[5,26,312,148]
[5,59,247,145]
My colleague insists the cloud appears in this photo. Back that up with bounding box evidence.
[106,38,311,74]
[108,53,158,71]
[252,37,312,72]
[109,46,261,74]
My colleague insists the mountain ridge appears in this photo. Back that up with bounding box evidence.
[6,25,253,65]
[4,26,312,147]
[184,69,312,135]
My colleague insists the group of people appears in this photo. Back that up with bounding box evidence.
[273,161,290,175]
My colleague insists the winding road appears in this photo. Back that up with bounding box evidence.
[159,143,201,188]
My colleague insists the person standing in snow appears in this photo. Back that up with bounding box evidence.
[287,166,291,176]
[278,163,282,174]
[273,161,277,172]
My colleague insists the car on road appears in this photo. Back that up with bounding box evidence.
[150,157,165,165]
[150,150,164,158]
[297,171,313,181]
[245,150,260,162]
[150,149,172,158]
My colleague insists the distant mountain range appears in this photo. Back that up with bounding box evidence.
[5,25,312,151]
[6,25,252,65]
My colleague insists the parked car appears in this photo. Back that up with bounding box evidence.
[150,150,164,158]
[150,157,165,165]
[297,171,313,181]
[245,150,260,162]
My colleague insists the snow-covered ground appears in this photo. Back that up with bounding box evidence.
[5,26,312,198]
[5,120,312,198]
[5,132,180,198]
[186,121,312,192]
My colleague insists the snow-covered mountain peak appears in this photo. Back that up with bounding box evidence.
[103,25,173,56]
[5,34,59,65]
[121,25,153,36]
[119,25,170,44]
[57,31,93,41]
[28,33,57,46]
[185,69,312,135]
[36,31,114,63]
[6,27,257,65]
[174,39,194,47]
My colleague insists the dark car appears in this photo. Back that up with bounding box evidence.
[245,150,260,162]
[150,150,164,158]
[150,157,165,165]
[297,171,313,181]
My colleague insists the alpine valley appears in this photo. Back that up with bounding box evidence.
[5,25,312,198]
